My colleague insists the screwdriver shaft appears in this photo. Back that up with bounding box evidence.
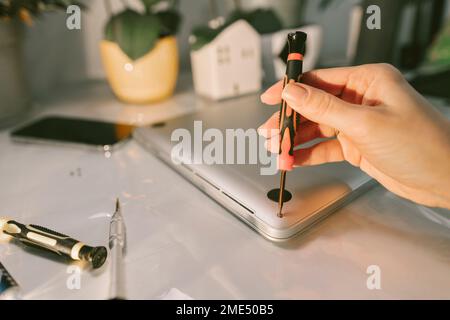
[277,171,286,218]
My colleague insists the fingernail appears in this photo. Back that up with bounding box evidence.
[260,91,270,104]
[282,83,307,103]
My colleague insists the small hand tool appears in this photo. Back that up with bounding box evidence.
[277,31,307,218]
[109,198,127,300]
[0,217,107,269]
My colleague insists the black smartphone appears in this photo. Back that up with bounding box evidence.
[11,116,135,151]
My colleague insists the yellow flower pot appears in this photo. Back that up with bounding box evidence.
[100,36,179,104]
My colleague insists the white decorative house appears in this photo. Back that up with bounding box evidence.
[190,20,262,101]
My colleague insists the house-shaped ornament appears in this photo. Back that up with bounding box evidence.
[190,20,262,101]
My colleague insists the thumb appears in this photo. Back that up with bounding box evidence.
[282,83,363,133]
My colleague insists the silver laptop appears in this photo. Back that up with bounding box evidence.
[134,94,375,241]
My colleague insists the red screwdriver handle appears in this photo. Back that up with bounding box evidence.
[278,51,305,171]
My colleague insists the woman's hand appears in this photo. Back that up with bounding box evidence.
[258,64,450,209]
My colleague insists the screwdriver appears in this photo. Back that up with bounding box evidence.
[109,198,127,300]
[0,217,107,269]
[277,31,307,218]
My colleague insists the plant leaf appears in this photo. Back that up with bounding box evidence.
[190,25,222,51]
[156,9,181,36]
[105,9,160,61]
[243,9,283,34]
[190,7,283,50]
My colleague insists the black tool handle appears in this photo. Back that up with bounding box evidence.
[3,220,107,269]
[278,31,307,172]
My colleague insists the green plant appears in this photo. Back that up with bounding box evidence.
[0,0,83,24]
[190,0,342,51]
[104,0,181,61]
[190,8,283,51]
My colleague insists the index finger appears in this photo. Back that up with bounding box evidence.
[261,66,358,106]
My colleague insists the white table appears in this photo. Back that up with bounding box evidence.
[0,80,449,299]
